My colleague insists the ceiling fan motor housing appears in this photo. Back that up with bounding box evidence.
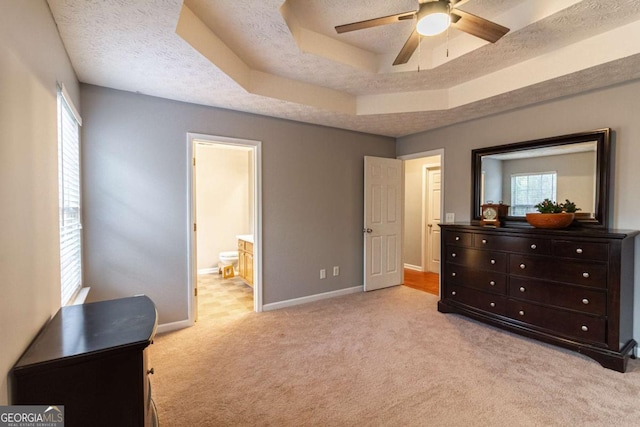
[416,1,451,36]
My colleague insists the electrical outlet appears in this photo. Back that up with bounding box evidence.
[320,269,326,279]
[333,266,339,276]
[445,213,455,223]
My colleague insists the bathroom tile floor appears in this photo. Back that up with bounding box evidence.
[196,273,254,323]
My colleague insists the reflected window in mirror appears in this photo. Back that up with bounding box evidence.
[510,172,557,216]
[480,142,596,218]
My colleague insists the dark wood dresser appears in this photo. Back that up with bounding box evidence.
[11,295,158,426]
[438,224,638,372]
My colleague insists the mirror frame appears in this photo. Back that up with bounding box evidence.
[471,128,611,228]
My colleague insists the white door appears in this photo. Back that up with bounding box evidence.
[426,168,441,273]
[364,156,403,291]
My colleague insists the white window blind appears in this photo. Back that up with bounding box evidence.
[58,85,83,306]
[510,172,557,216]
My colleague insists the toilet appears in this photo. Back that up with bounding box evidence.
[218,251,239,273]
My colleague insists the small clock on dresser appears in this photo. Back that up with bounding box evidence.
[480,203,509,227]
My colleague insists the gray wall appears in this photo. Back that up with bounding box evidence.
[80,85,395,324]
[397,78,640,344]
[0,0,80,404]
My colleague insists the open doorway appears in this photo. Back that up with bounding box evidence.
[399,149,444,297]
[187,133,262,325]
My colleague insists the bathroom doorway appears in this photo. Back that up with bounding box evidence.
[187,133,262,325]
[399,149,444,297]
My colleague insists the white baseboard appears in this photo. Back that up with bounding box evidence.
[263,286,363,312]
[198,267,218,275]
[404,263,424,272]
[157,319,192,334]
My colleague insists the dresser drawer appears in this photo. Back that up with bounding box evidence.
[446,285,507,316]
[447,247,507,273]
[444,230,472,247]
[447,265,506,294]
[507,300,606,344]
[553,240,608,261]
[509,277,606,316]
[474,233,551,255]
[509,254,607,288]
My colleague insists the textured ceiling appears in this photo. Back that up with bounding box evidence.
[47,0,640,137]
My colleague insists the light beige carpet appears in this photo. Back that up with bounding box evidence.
[150,286,640,426]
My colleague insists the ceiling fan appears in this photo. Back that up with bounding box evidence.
[335,0,509,66]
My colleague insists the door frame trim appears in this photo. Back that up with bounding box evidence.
[422,164,441,273]
[186,132,263,326]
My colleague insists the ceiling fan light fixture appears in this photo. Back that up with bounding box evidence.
[416,1,450,36]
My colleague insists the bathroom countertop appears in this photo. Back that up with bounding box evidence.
[236,234,254,243]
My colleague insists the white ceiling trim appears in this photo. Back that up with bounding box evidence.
[280,1,378,73]
[450,19,640,109]
[250,71,356,115]
[176,4,251,89]
[177,4,357,114]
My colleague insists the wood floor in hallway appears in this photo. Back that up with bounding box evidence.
[403,269,439,296]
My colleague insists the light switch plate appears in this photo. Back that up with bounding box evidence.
[445,213,455,223]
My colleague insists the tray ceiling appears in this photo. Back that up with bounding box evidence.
[47,0,640,137]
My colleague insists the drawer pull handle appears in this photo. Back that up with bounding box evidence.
[489,281,496,286]
[147,368,155,375]
[519,287,526,292]
[452,253,457,258]
[581,325,589,332]
[451,272,456,277]
[490,259,496,265]
[530,244,537,250]
[451,291,457,296]
[518,310,525,316]
[576,248,583,254]
[482,239,487,244]
[582,298,589,305]
[490,302,496,308]
[455,236,460,241]
[582,272,590,278]
[520,264,526,269]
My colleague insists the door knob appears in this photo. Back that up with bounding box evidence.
[363,228,373,233]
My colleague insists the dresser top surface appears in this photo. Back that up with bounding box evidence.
[440,223,639,239]
[14,295,157,370]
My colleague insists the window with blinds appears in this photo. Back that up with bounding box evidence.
[510,172,557,216]
[58,86,83,306]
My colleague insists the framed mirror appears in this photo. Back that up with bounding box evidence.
[472,128,611,228]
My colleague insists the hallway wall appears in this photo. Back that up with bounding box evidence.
[403,155,440,269]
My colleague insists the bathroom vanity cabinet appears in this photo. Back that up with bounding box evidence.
[438,224,638,372]
[238,237,254,286]
[11,295,158,426]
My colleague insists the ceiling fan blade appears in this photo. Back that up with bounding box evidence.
[335,11,415,34]
[393,29,420,66]
[450,9,509,43]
